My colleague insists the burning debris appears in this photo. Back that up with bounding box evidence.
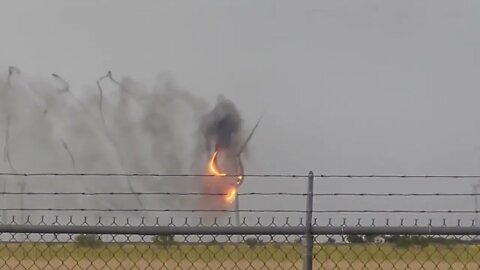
[200,95,262,206]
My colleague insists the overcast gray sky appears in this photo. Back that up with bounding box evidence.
[0,0,479,225]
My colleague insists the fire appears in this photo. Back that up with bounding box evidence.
[207,150,239,204]
[225,187,237,204]
[208,151,226,176]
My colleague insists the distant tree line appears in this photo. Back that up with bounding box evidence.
[74,234,103,248]
[345,234,479,247]
[152,234,176,246]
[73,233,478,248]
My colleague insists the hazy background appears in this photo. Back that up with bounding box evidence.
[0,0,479,226]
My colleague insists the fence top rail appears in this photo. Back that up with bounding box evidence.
[2,225,480,235]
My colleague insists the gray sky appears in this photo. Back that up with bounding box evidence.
[0,0,479,225]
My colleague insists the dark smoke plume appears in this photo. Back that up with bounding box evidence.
[200,95,244,155]
[197,95,248,214]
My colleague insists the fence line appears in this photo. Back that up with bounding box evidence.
[0,191,307,196]
[1,171,480,270]
[0,191,479,197]
[0,172,308,178]
[1,172,480,179]
[0,208,478,214]
[319,174,480,179]
[2,224,480,236]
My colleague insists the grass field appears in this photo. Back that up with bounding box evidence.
[0,242,479,269]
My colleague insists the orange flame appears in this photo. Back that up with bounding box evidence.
[207,151,238,204]
[208,151,226,176]
[225,187,237,204]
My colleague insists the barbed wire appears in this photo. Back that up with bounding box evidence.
[318,174,480,179]
[0,191,480,197]
[0,172,479,179]
[314,192,480,197]
[0,208,306,213]
[0,191,305,196]
[0,173,308,178]
[314,210,480,214]
[0,208,478,213]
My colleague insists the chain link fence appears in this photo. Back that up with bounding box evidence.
[0,218,479,269]
[1,172,480,269]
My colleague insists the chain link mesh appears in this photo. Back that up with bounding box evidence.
[0,217,478,269]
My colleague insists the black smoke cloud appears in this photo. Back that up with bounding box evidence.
[200,95,244,156]
[196,95,247,213]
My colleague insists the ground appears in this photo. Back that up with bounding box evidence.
[0,243,479,269]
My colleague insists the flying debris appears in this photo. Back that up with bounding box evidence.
[51,73,69,93]
[7,66,20,88]
[225,187,237,204]
[208,151,226,177]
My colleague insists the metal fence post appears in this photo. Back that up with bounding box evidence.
[303,171,314,270]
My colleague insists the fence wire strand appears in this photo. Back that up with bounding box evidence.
[0,208,478,214]
[0,191,479,197]
[1,172,480,179]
